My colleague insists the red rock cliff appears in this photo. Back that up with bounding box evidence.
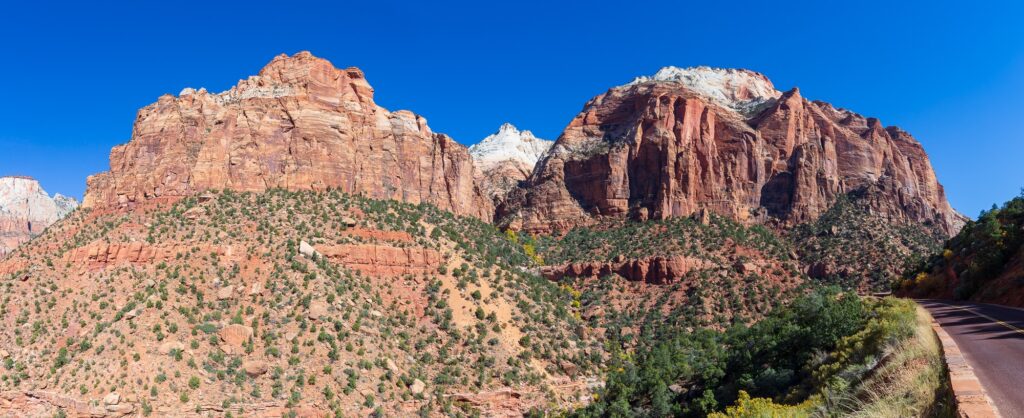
[83,52,492,220]
[500,67,964,235]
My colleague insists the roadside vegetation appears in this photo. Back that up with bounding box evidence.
[899,192,1024,303]
[569,291,953,417]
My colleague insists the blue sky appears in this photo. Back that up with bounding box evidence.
[1,1,1021,218]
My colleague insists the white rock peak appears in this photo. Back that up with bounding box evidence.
[628,66,782,115]
[469,123,554,171]
[0,177,79,225]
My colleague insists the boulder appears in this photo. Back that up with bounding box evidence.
[736,261,758,274]
[103,392,120,405]
[308,301,328,319]
[242,360,269,377]
[183,206,204,220]
[106,404,134,414]
[410,379,426,395]
[299,241,319,258]
[219,324,253,354]
[217,285,235,300]
[157,341,186,355]
[124,306,142,320]
[248,280,264,296]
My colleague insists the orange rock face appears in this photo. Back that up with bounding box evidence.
[541,255,709,285]
[58,241,239,273]
[501,77,965,236]
[314,243,441,276]
[82,52,491,220]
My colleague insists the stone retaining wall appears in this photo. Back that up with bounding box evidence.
[930,320,1002,418]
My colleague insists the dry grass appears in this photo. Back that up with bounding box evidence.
[823,305,954,418]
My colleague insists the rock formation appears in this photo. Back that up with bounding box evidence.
[540,254,709,285]
[83,51,492,220]
[500,66,965,235]
[0,176,78,255]
[469,123,553,202]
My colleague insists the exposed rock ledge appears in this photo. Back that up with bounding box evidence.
[541,255,709,285]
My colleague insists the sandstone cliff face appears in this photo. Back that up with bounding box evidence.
[0,176,77,255]
[501,67,965,236]
[469,123,553,202]
[83,52,492,220]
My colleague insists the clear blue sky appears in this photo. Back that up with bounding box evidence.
[1,1,1021,218]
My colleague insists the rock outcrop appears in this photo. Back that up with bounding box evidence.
[540,255,709,285]
[500,66,965,236]
[0,176,78,255]
[469,123,553,202]
[83,51,492,220]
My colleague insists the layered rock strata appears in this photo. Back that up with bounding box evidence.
[500,66,965,236]
[0,176,77,255]
[83,52,492,220]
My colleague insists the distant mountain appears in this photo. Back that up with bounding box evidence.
[83,51,491,220]
[499,65,966,239]
[0,176,78,255]
[469,123,553,202]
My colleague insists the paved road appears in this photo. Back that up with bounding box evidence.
[918,299,1024,417]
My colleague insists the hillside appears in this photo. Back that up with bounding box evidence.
[534,212,806,333]
[792,194,946,292]
[898,193,1024,306]
[0,190,596,417]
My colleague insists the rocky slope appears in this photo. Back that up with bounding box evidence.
[83,51,492,220]
[533,212,806,334]
[0,190,597,417]
[898,193,1024,306]
[0,176,78,256]
[791,194,945,292]
[499,66,965,237]
[468,123,553,202]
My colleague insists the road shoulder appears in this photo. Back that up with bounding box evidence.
[926,305,1002,418]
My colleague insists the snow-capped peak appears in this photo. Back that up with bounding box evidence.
[469,123,554,171]
[627,66,781,115]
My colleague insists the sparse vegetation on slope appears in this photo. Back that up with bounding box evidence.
[537,214,793,266]
[0,188,962,417]
[0,189,597,417]
[536,214,806,342]
[792,195,945,292]
[899,192,1024,305]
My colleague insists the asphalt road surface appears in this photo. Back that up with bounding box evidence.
[918,299,1024,417]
